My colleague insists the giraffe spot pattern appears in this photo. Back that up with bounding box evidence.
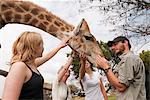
[65,26,72,32]
[45,15,52,22]
[43,21,49,25]
[31,8,40,15]
[29,18,39,25]
[19,3,30,11]
[54,20,64,27]
[48,25,58,33]
[6,2,14,8]
[24,14,32,22]
[4,11,12,22]
[38,14,44,20]
[65,26,69,30]
[60,27,65,31]
[1,3,9,11]
[14,14,22,22]
[15,6,24,13]
[38,23,46,31]
[54,21,61,27]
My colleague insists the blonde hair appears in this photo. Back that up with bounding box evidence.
[11,31,43,64]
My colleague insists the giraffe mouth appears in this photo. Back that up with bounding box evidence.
[68,45,96,66]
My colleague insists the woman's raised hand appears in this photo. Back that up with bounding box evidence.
[80,52,87,62]
[59,37,70,48]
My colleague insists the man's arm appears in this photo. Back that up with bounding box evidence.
[96,55,127,92]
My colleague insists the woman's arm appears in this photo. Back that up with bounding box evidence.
[99,79,108,100]
[79,59,86,80]
[58,56,73,82]
[35,38,69,67]
[2,62,27,100]
[79,53,86,80]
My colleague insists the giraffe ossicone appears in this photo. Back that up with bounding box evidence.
[0,0,103,67]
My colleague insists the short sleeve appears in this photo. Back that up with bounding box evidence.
[118,57,134,86]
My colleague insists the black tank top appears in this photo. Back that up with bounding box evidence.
[19,63,44,100]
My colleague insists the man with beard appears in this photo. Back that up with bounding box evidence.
[95,36,146,100]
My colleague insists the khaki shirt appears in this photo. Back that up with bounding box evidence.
[113,51,146,100]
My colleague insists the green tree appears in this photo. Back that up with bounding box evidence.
[99,41,113,61]
[139,50,150,71]
[139,50,150,100]
[99,41,121,64]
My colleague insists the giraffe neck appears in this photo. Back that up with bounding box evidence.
[0,0,75,40]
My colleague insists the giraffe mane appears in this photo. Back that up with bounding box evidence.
[0,0,74,39]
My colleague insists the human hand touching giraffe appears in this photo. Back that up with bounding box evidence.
[95,55,110,69]
[59,37,71,48]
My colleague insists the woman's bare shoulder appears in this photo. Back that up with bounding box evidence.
[10,61,28,72]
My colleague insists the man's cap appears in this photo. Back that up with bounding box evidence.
[107,36,129,47]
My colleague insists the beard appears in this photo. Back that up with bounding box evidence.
[116,45,125,56]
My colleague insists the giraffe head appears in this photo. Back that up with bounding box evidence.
[68,19,103,67]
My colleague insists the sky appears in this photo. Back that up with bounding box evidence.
[0,0,149,97]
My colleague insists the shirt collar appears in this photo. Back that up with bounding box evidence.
[119,51,133,59]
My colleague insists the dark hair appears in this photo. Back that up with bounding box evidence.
[107,36,131,49]
[89,61,95,71]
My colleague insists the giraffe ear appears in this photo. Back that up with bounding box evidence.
[80,19,90,32]
[73,18,90,35]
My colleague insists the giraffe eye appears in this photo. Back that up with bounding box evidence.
[84,36,94,41]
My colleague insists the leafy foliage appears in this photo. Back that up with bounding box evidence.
[139,50,150,100]
[99,41,121,64]
[99,41,113,60]
[139,50,150,71]
[71,57,81,79]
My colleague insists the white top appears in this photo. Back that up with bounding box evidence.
[0,76,5,98]
[52,75,72,100]
[81,71,104,100]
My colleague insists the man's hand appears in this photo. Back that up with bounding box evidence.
[96,55,110,69]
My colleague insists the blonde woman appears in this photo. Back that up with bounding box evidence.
[2,31,69,100]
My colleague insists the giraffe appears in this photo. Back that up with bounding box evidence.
[0,0,74,40]
[0,0,103,68]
